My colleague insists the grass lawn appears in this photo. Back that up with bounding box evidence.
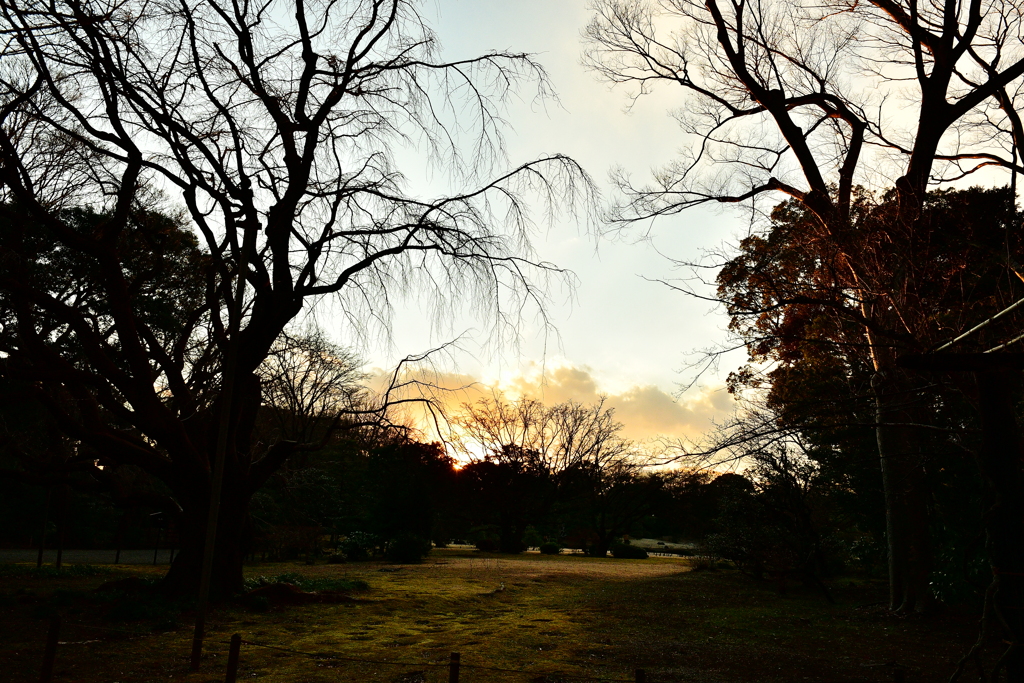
[0,550,981,682]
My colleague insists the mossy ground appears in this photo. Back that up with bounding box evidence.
[0,550,981,682]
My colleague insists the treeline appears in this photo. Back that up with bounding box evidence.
[0,359,921,598]
[3,391,864,574]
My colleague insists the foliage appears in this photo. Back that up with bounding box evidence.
[610,541,648,559]
[0,0,590,597]
[242,573,368,594]
[0,564,111,579]
[336,533,381,563]
[453,396,655,555]
[585,0,1024,628]
[384,535,432,564]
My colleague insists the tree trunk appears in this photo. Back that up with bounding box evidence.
[872,365,933,613]
[161,488,252,600]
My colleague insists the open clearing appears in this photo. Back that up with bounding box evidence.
[1,550,976,682]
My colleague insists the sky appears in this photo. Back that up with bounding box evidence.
[327,0,749,444]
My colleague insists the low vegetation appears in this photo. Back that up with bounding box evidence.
[0,550,981,682]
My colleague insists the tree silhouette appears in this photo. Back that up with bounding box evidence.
[0,0,591,598]
[585,0,1024,615]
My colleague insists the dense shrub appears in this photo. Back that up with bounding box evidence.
[469,525,500,552]
[474,538,498,552]
[385,535,432,563]
[687,550,719,571]
[0,564,110,578]
[523,526,544,548]
[539,542,562,555]
[338,531,379,561]
[243,572,368,593]
[610,542,649,559]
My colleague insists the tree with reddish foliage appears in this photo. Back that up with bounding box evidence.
[585,0,1024,622]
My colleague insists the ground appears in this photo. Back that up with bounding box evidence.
[0,550,981,682]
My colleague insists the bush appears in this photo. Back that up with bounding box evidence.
[687,551,719,571]
[610,542,649,559]
[243,573,368,593]
[385,535,432,563]
[499,539,527,554]
[0,563,110,578]
[325,550,347,564]
[523,526,544,548]
[338,531,379,561]
[475,538,498,553]
[539,542,562,555]
[469,525,500,552]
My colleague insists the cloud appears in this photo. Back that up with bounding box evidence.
[368,359,735,444]
[503,363,735,442]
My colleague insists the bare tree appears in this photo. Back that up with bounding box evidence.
[0,0,592,598]
[454,395,635,474]
[584,0,1024,618]
[454,395,651,554]
[259,329,368,445]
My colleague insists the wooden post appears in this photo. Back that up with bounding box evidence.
[39,616,60,683]
[448,652,460,683]
[153,526,161,565]
[224,634,241,683]
[893,668,905,683]
[635,668,647,683]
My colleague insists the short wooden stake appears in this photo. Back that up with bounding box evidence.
[449,652,460,683]
[224,633,241,683]
[893,669,905,683]
[39,616,60,683]
[635,668,647,683]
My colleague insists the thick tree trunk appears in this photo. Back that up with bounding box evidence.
[161,488,253,600]
[872,366,933,613]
